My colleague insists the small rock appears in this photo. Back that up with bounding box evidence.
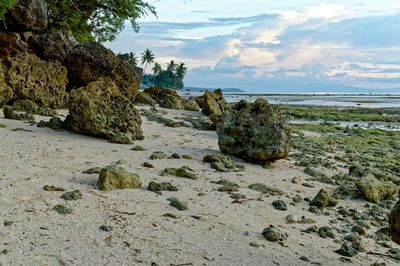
[98,165,142,191]
[150,151,167,160]
[335,243,358,257]
[43,185,65,191]
[286,215,301,224]
[52,205,73,215]
[61,190,83,201]
[148,181,178,192]
[4,221,14,226]
[248,183,284,196]
[310,189,338,209]
[304,167,327,178]
[182,155,193,160]
[115,159,127,165]
[82,167,102,174]
[318,226,335,238]
[131,146,145,151]
[167,197,188,211]
[351,226,367,236]
[214,179,239,192]
[203,154,245,172]
[143,162,154,168]
[99,225,113,232]
[262,225,288,242]
[161,166,198,180]
[272,200,287,211]
[170,153,181,159]
[249,242,260,247]
[163,213,180,219]
[109,132,133,144]
[292,177,302,184]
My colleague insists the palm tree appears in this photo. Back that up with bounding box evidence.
[128,52,138,67]
[166,60,176,75]
[152,62,162,84]
[176,62,187,80]
[141,48,155,75]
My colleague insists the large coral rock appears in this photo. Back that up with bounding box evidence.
[355,174,398,203]
[3,0,48,32]
[216,98,291,163]
[144,87,184,110]
[133,91,156,106]
[64,78,144,142]
[30,32,78,62]
[389,197,400,244]
[203,89,226,116]
[64,42,139,99]
[0,32,29,58]
[6,53,68,108]
[182,97,200,111]
[0,63,13,106]
[98,165,142,191]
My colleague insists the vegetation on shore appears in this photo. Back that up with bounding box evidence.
[0,0,15,19]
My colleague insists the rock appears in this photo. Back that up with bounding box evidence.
[109,132,134,144]
[115,159,127,165]
[3,0,48,32]
[318,226,335,238]
[161,166,198,180]
[52,204,73,215]
[13,99,58,117]
[6,53,68,108]
[65,42,139,99]
[182,155,193,160]
[310,189,338,209]
[82,167,102,174]
[64,78,144,142]
[37,117,64,131]
[0,62,13,106]
[98,165,142,191]
[143,162,154,168]
[248,183,284,196]
[214,179,240,192]
[131,146,146,151]
[216,99,291,163]
[3,106,34,121]
[262,225,288,242]
[169,153,181,159]
[349,165,366,178]
[61,190,83,201]
[0,32,29,58]
[272,200,287,211]
[143,87,184,110]
[167,197,188,211]
[148,181,178,192]
[202,89,226,116]
[4,221,14,226]
[43,185,65,191]
[150,151,167,160]
[351,226,367,236]
[356,174,398,203]
[389,198,400,244]
[335,243,358,257]
[352,240,368,252]
[133,91,156,106]
[182,97,200,111]
[30,32,77,62]
[203,154,245,172]
[304,167,327,178]
[140,109,185,128]
[99,225,113,232]
[292,177,303,184]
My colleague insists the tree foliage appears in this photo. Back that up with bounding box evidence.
[145,61,187,90]
[0,0,16,19]
[46,0,156,42]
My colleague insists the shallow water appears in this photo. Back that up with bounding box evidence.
[225,94,400,108]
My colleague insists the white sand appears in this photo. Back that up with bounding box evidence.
[0,107,396,266]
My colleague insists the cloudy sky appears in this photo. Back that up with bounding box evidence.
[105,1,400,93]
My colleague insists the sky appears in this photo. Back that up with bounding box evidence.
[105,1,400,93]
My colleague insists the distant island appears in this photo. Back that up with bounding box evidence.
[183,87,246,93]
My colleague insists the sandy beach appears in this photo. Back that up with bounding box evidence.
[0,106,396,266]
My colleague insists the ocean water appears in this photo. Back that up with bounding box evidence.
[224,94,400,108]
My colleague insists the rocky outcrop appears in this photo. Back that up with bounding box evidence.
[30,31,78,62]
[2,0,48,32]
[6,53,68,108]
[182,97,200,111]
[202,89,226,116]
[0,32,29,58]
[0,63,13,106]
[144,87,184,110]
[389,197,400,244]
[133,91,156,106]
[64,42,139,100]
[216,98,291,163]
[355,174,398,203]
[64,78,144,142]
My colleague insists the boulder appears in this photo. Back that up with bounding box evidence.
[98,165,142,191]
[310,189,338,209]
[182,97,200,111]
[64,78,144,142]
[216,98,291,163]
[64,42,139,99]
[143,87,184,110]
[30,32,78,62]
[0,32,29,58]
[2,0,48,32]
[6,53,68,108]
[202,89,226,116]
[133,91,156,106]
[0,63,13,106]
[355,174,398,203]
[389,197,400,244]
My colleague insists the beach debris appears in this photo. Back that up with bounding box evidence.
[98,165,142,191]
[43,185,65,191]
[216,98,291,163]
[161,166,198,180]
[355,174,398,203]
[61,190,83,201]
[150,151,167,160]
[203,154,245,172]
[248,183,284,196]
[262,225,288,242]
[148,181,178,192]
[310,189,338,208]
[272,200,287,211]
[52,204,73,215]
[167,197,188,211]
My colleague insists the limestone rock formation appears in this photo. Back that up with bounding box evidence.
[2,0,48,32]
[202,89,226,116]
[98,165,142,191]
[64,78,144,142]
[64,42,139,99]
[216,98,291,163]
[389,197,400,244]
[144,87,184,110]
[133,91,157,106]
[6,53,68,108]
[355,174,398,203]
[0,63,13,106]
[182,97,200,111]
